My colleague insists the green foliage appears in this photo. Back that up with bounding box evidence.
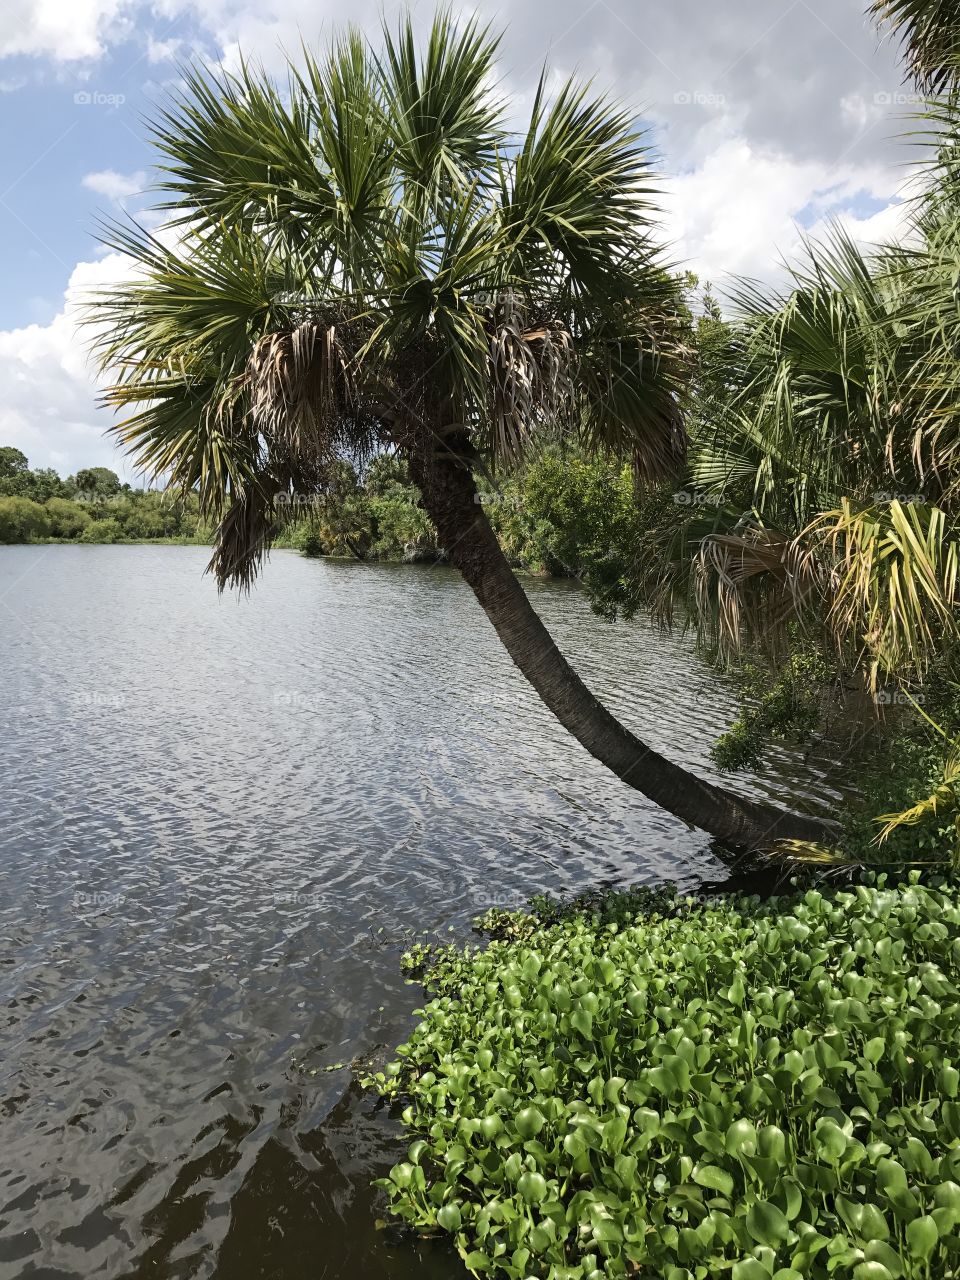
[43,497,91,539]
[0,446,28,479]
[840,693,960,866]
[367,455,437,561]
[489,449,644,612]
[0,496,51,542]
[80,518,122,544]
[270,455,438,561]
[366,877,960,1279]
[0,458,71,503]
[73,466,121,499]
[0,447,208,543]
[712,647,833,773]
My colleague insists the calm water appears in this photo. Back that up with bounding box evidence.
[0,546,840,1279]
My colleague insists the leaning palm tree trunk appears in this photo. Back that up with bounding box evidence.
[407,431,833,849]
[90,15,839,854]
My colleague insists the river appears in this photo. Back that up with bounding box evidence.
[0,545,841,1278]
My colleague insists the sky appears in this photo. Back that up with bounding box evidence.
[0,0,921,478]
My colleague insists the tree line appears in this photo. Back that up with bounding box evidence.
[0,446,205,543]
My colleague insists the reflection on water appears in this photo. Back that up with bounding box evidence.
[0,547,840,1278]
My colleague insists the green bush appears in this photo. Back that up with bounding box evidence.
[44,497,91,539]
[80,518,123,544]
[0,495,51,542]
[366,877,960,1279]
[712,648,834,774]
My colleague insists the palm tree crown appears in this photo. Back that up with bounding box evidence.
[92,13,687,589]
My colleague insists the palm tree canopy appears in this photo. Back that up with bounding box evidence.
[870,0,960,92]
[633,195,960,683]
[90,12,689,588]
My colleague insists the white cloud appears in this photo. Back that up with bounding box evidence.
[82,168,147,205]
[0,0,136,62]
[662,138,909,287]
[0,253,134,476]
[0,0,932,472]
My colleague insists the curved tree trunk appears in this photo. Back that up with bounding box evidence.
[405,431,836,852]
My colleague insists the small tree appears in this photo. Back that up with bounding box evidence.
[0,447,28,480]
[74,467,121,500]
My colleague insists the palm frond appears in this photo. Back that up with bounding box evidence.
[87,12,691,589]
[803,497,960,680]
[377,9,503,199]
[870,0,960,92]
[247,321,357,460]
[874,743,960,849]
[694,521,824,659]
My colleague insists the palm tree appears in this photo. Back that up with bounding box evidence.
[870,0,960,92]
[89,13,831,849]
[637,141,960,690]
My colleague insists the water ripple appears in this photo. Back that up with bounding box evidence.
[0,546,842,1278]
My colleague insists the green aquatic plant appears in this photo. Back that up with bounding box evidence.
[365,877,960,1279]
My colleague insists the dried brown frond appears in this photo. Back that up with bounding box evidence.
[247,320,356,462]
[695,525,826,658]
[487,298,576,460]
[208,484,276,592]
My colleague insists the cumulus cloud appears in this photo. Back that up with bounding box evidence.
[662,138,914,287]
[0,253,133,476]
[0,0,136,62]
[82,168,148,205]
[0,0,931,470]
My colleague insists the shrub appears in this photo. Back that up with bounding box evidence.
[366,877,960,1279]
[712,648,834,774]
[0,495,51,542]
[44,497,91,539]
[80,518,122,544]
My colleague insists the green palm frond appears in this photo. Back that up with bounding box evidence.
[870,0,960,92]
[500,73,661,297]
[87,9,688,589]
[377,10,503,196]
[767,840,858,866]
[726,228,908,524]
[802,497,960,680]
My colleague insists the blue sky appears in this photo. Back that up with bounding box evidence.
[0,0,916,475]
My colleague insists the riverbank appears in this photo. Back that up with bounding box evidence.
[29,534,210,546]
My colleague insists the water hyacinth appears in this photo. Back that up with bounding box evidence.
[363,875,960,1279]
